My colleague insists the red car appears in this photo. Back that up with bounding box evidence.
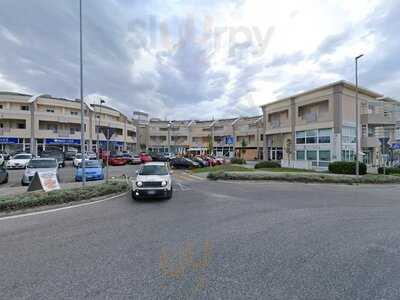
[202,156,218,166]
[108,155,128,166]
[139,153,152,163]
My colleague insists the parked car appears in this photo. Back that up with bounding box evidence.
[40,151,65,168]
[202,156,218,167]
[191,157,208,167]
[150,152,169,162]
[6,153,34,169]
[21,158,58,186]
[163,152,176,161]
[214,157,226,165]
[0,151,10,161]
[131,154,142,165]
[87,152,97,160]
[64,150,78,161]
[139,153,153,163]
[131,162,173,200]
[0,165,8,184]
[108,154,128,166]
[170,157,199,169]
[73,153,88,167]
[0,154,4,166]
[75,160,104,182]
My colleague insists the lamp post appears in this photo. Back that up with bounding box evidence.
[28,94,50,156]
[79,0,86,186]
[355,54,364,176]
[96,99,105,159]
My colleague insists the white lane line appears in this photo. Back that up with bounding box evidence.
[0,192,128,221]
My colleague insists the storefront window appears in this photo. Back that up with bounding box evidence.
[296,151,305,160]
[319,150,331,167]
[342,127,356,144]
[306,150,317,161]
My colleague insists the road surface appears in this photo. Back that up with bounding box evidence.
[1,175,400,299]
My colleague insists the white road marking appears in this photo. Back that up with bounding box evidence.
[0,192,128,221]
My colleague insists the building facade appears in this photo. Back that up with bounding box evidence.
[142,116,264,160]
[261,81,400,168]
[0,92,136,154]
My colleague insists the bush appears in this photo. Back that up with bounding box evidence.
[378,167,400,175]
[328,161,367,175]
[207,171,400,184]
[0,181,129,212]
[230,158,246,165]
[255,161,281,169]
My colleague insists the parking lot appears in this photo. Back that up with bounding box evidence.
[1,161,141,188]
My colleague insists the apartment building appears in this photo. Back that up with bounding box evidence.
[261,81,400,168]
[143,116,264,160]
[0,92,136,154]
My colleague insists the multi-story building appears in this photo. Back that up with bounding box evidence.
[142,116,264,160]
[261,81,400,168]
[0,92,136,154]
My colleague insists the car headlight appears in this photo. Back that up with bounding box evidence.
[161,180,168,187]
[136,181,143,187]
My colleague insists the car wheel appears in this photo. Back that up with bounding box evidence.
[166,188,173,200]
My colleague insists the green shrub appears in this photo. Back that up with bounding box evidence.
[328,161,367,175]
[378,167,400,175]
[255,161,281,169]
[0,181,129,212]
[230,158,246,165]
[207,172,400,184]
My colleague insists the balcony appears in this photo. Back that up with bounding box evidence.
[0,128,30,138]
[361,113,395,125]
[266,120,290,130]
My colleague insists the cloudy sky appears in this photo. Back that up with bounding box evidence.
[0,0,399,120]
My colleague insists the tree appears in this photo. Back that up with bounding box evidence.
[140,143,146,151]
[207,134,214,155]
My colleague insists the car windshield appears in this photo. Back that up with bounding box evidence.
[139,165,168,176]
[14,154,31,159]
[78,161,102,168]
[27,159,57,168]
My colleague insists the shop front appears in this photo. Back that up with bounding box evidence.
[0,137,30,153]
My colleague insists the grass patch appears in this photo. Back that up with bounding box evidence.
[192,164,254,173]
[0,180,130,212]
[207,171,400,185]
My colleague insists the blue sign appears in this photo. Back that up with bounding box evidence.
[225,136,235,145]
[0,137,19,144]
[45,138,81,145]
[392,143,400,150]
[99,140,125,147]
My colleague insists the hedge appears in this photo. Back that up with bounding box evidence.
[0,181,129,212]
[328,161,367,175]
[378,167,400,175]
[255,161,281,169]
[207,171,400,184]
[230,158,246,165]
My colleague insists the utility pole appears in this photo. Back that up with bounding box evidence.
[79,0,86,186]
[355,54,364,177]
[96,99,105,160]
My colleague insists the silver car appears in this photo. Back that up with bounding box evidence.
[21,158,58,186]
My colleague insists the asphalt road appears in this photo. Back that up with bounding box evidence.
[1,161,138,187]
[2,176,400,299]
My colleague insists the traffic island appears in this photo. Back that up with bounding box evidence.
[0,180,130,212]
[207,171,400,185]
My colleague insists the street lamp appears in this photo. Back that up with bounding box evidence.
[79,0,86,185]
[96,99,105,159]
[28,94,50,155]
[355,54,364,176]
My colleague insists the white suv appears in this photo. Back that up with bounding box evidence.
[132,162,173,200]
